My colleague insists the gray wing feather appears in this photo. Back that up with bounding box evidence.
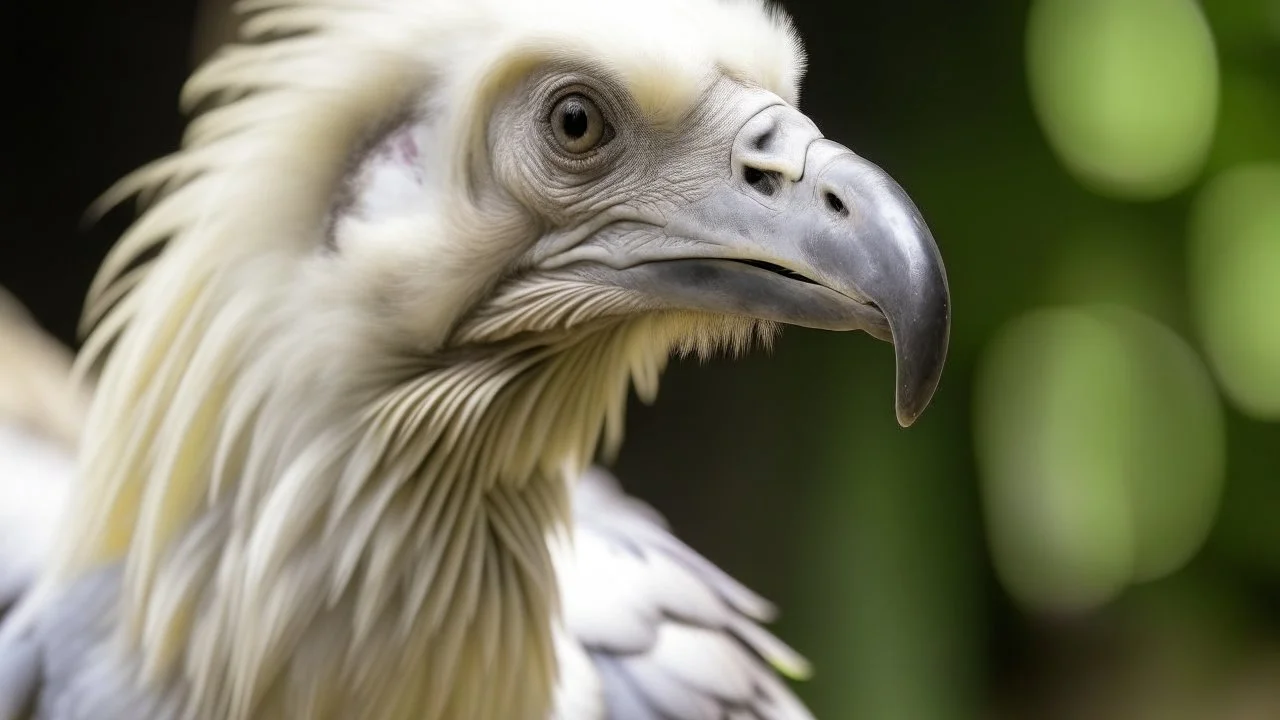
[0,635,39,720]
[558,467,814,720]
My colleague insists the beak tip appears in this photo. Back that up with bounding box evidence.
[894,391,928,428]
[890,326,949,429]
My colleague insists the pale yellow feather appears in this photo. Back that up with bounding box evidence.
[28,1,804,718]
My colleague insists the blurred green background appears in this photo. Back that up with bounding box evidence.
[626,1,1280,717]
[2,0,1278,717]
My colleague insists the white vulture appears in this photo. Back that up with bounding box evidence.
[0,0,950,718]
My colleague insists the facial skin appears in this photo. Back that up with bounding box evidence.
[474,66,950,424]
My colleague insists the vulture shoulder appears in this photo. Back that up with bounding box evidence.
[556,468,813,720]
[0,292,81,615]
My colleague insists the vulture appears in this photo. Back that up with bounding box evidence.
[0,0,950,718]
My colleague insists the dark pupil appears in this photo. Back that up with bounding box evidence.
[562,102,590,140]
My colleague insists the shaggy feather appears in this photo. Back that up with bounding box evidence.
[10,1,810,719]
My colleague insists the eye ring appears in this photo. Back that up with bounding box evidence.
[550,93,610,154]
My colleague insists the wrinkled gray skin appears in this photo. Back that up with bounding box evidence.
[0,65,949,719]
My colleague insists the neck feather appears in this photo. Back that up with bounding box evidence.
[53,251,765,718]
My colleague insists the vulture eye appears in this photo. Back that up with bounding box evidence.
[551,94,608,154]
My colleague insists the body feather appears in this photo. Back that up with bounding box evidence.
[0,303,811,719]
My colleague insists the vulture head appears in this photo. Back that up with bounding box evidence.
[338,2,949,426]
[102,0,951,422]
[39,0,950,716]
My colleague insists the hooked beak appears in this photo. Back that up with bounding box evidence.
[572,104,950,426]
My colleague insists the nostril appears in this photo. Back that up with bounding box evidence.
[753,128,775,151]
[824,191,848,216]
[743,166,779,197]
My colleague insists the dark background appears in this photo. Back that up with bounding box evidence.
[4,1,1279,717]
